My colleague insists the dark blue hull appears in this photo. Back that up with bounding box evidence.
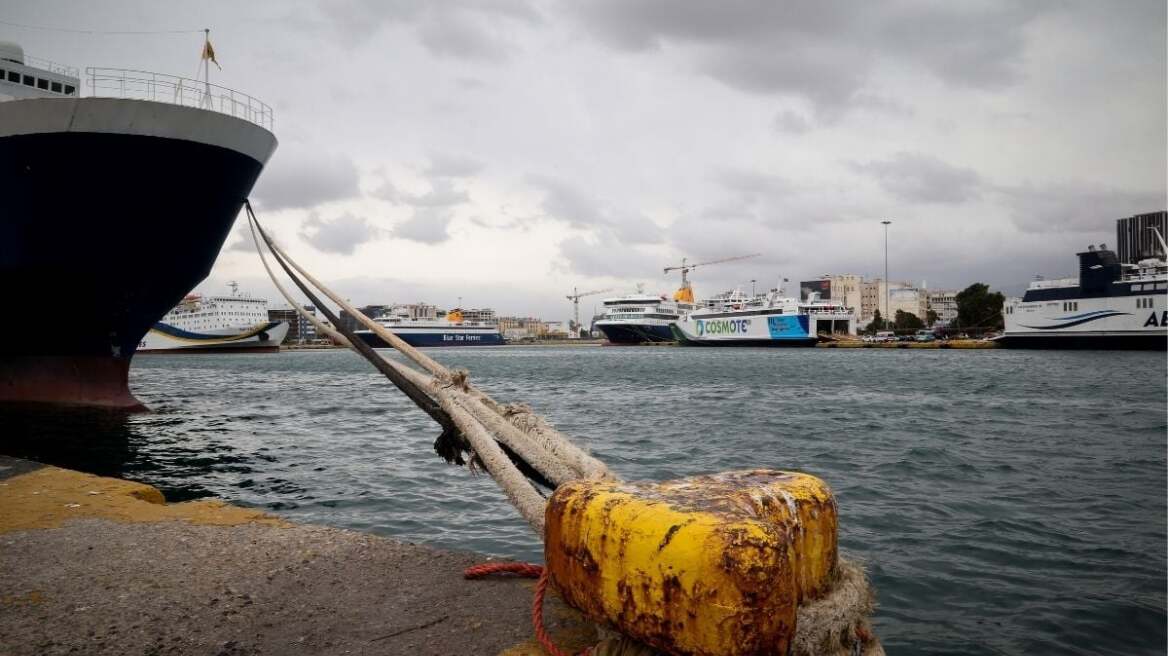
[356,331,506,348]
[597,323,675,344]
[0,131,266,406]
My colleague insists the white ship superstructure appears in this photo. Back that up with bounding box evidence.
[1000,238,1167,349]
[594,291,694,344]
[139,284,287,353]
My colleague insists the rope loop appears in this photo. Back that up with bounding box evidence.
[463,562,590,656]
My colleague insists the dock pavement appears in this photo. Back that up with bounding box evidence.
[0,455,596,655]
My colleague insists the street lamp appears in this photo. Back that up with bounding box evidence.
[881,220,892,329]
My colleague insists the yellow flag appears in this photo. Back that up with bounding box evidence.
[201,40,221,70]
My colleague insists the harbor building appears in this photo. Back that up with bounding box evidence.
[338,305,390,334]
[1116,211,1167,264]
[458,307,496,323]
[927,290,959,325]
[889,287,929,323]
[800,274,863,318]
[860,279,927,323]
[268,305,318,344]
[497,316,546,340]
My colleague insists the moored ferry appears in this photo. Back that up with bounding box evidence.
[0,39,276,407]
[671,288,856,347]
[999,236,1167,349]
[594,291,695,344]
[355,306,505,347]
[139,284,288,353]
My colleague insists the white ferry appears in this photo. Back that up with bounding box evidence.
[594,289,695,344]
[139,283,287,353]
[999,236,1167,349]
[671,288,856,347]
[355,306,504,347]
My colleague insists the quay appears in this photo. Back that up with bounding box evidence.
[0,456,597,656]
[817,339,997,349]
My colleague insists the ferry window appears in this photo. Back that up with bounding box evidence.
[50,81,61,93]
[64,84,74,95]
[1157,283,1167,290]
[6,71,16,82]
[36,78,48,90]
[22,74,33,86]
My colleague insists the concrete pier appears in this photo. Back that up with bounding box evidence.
[0,456,595,655]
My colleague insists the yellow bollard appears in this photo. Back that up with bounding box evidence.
[545,470,838,656]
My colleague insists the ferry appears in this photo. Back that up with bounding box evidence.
[139,283,288,353]
[999,236,1167,349]
[0,40,276,406]
[594,290,695,344]
[671,288,856,347]
[355,306,505,347]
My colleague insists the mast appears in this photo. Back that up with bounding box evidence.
[201,29,211,108]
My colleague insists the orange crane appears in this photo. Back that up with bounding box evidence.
[663,253,761,303]
[566,287,613,335]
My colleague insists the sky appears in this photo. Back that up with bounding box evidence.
[4,0,1166,321]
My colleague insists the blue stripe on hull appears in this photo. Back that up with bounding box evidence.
[597,324,675,344]
[356,331,505,348]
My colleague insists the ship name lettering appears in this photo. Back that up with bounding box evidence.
[696,318,751,336]
[1144,311,1168,327]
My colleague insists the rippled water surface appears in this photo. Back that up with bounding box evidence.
[4,346,1165,655]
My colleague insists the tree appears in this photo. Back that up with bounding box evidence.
[894,310,924,331]
[866,310,885,334]
[926,309,939,326]
[955,283,1005,332]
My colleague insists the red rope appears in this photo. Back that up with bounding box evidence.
[464,562,587,656]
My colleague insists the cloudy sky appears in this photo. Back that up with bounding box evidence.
[6,1,1166,320]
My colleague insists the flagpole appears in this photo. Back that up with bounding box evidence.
[202,28,211,107]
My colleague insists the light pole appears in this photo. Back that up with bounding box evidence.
[751,279,757,297]
[881,220,892,329]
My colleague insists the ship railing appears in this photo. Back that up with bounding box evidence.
[85,68,273,131]
[24,55,81,79]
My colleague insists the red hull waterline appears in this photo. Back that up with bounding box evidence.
[0,356,144,410]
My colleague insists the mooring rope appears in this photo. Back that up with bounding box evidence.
[245,202,594,530]
[241,199,607,480]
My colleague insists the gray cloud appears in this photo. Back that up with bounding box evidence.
[252,151,361,211]
[573,1,1045,116]
[299,212,382,254]
[529,176,662,244]
[1001,183,1166,235]
[850,152,983,204]
[427,153,486,178]
[774,109,813,134]
[528,175,607,228]
[326,0,540,61]
[402,179,471,207]
[559,232,650,278]
[395,207,455,244]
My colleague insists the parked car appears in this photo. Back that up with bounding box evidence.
[914,330,936,342]
[873,331,897,343]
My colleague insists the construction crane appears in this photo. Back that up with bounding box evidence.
[663,253,761,303]
[566,287,613,335]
